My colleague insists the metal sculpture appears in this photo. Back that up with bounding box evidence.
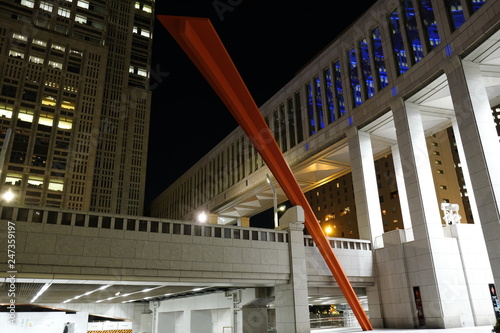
[158,15,373,331]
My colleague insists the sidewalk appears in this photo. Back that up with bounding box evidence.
[311,326,493,333]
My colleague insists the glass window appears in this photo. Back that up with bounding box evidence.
[287,98,296,148]
[323,68,335,123]
[359,39,375,98]
[39,1,53,12]
[389,10,408,75]
[470,0,486,12]
[294,92,303,143]
[447,0,465,30]
[77,0,89,9]
[306,83,315,135]
[403,0,424,64]
[348,48,362,107]
[58,8,71,18]
[314,77,325,130]
[75,15,87,24]
[419,0,440,50]
[21,0,34,8]
[371,27,388,89]
[334,61,346,116]
[279,104,287,152]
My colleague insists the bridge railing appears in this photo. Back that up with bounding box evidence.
[303,235,372,251]
[0,205,288,243]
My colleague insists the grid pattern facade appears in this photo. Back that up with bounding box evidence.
[0,0,153,214]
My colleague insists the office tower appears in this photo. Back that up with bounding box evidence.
[0,0,153,215]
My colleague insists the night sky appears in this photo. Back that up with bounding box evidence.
[144,0,376,210]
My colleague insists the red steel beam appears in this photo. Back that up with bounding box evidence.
[158,15,373,331]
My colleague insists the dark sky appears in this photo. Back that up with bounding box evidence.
[144,0,375,209]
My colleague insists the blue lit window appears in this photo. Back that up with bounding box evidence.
[287,98,296,148]
[334,61,346,116]
[294,92,304,143]
[348,48,362,107]
[403,0,424,64]
[314,76,325,130]
[323,68,335,123]
[273,108,280,148]
[306,83,315,135]
[447,0,465,30]
[470,0,486,12]
[420,0,440,50]
[372,27,388,89]
[360,39,375,99]
[389,10,408,75]
[279,104,287,152]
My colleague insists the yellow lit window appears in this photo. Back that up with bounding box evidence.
[58,120,72,129]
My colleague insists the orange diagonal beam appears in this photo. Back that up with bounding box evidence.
[158,15,373,331]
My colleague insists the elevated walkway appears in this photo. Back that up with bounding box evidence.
[0,205,373,305]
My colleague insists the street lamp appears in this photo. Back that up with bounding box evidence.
[266,174,278,229]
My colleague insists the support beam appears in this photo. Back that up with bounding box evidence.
[158,15,373,331]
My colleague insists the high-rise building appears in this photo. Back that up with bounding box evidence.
[0,0,153,214]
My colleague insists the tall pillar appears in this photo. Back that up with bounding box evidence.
[274,206,310,333]
[391,143,413,240]
[388,99,474,328]
[347,128,384,247]
[391,100,443,241]
[446,57,500,290]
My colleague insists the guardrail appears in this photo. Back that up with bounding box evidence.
[0,205,288,243]
[303,235,372,251]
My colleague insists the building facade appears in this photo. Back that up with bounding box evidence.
[150,0,500,329]
[0,0,153,214]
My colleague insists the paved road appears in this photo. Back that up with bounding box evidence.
[311,326,493,333]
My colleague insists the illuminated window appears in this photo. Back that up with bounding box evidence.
[27,177,44,188]
[348,48,362,107]
[334,61,346,116]
[359,39,374,98]
[39,1,53,12]
[29,56,43,64]
[75,15,87,24]
[77,0,89,9]
[48,61,62,69]
[135,2,140,9]
[21,0,34,8]
[5,174,22,186]
[38,116,53,127]
[58,8,71,18]
[447,0,465,30]
[32,39,47,47]
[323,68,335,123]
[137,68,147,77]
[372,27,388,89]
[8,50,24,59]
[42,95,57,106]
[12,33,28,42]
[314,77,325,129]
[143,5,152,13]
[18,113,34,123]
[58,119,72,129]
[389,10,408,75]
[48,181,64,191]
[51,44,65,52]
[140,29,151,38]
[60,101,75,110]
[0,108,13,118]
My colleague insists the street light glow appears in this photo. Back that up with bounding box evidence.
[2,188,14,202]
[198,211,207,223]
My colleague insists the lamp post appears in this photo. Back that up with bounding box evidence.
[266,174,278,229]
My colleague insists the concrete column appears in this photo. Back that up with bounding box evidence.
[346,127,384,247]
[388,99,475,328]
[446,57,500,290]
[391,99,443,241]
[391,143,413,241]
[274,206,310,333]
